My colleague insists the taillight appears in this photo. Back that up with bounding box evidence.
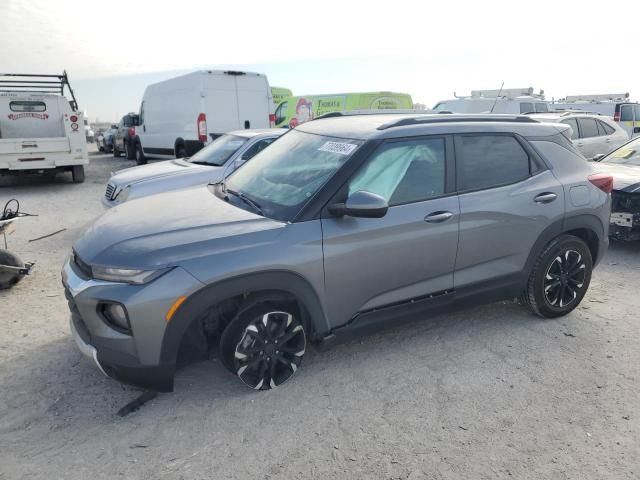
[588,173,614,194]
[269,113,276,124]
[614,110,620,122]
[197,113,207,142]
[128,127,135,137]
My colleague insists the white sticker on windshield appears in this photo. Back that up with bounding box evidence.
[318,141,358,156]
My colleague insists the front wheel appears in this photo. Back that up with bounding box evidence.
[0,249,24,289]
[219,302,307,390]
[521,235,593,318]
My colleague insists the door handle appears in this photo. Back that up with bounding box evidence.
[143,125,146,132]
[534,192,557,203]
[424,211,454,223]
[576,142,584,146]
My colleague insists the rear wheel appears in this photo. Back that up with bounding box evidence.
[0,249,24,290]
[175,144,187,158]
[71,165,85,183]
[219,302,306,390]
[125,141,136,160]
[113,141,121,158]
[521,235,592,318]
[135,143,146,165]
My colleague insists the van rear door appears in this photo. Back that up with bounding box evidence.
[234,73,271,130]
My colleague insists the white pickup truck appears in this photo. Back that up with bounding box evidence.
[0,73,88,182]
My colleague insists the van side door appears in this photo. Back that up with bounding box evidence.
[453,134,564,297]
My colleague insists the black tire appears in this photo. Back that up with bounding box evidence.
[0,249,24,290]
[125,141,136,160]
[71,165,85,183]
[219,301,306,390]
[135,142,146,165]
[175,144,187,158]
[521,234,593,318]
[113,141,121,158]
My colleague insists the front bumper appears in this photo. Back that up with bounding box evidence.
[62,257,204,391]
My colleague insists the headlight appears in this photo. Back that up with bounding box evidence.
[114,186,131,204]
[92,265,170,284]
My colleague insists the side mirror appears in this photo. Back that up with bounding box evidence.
[328,190,389,218]
[592,154,605,162]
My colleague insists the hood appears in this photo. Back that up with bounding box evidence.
[594,162,640,192]
[110,159,216,187]
[75,186,285,267]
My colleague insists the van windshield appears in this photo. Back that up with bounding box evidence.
[222,129,362,221]
[189,134,248,166]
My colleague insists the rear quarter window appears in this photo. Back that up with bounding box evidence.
[455,135,532,191]
[9,101,46,112]
[520,102,534,114]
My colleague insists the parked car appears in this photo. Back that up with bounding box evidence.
[530,112,629,160]
[591,137,640,240]
[274,91,413,128]
[433,87,550,114]
[130,70,274,165]
[102,129,284,207]
[63,113,611,393]
[112,113,139,160]
[97,124,118,153]
[550,93,640,138]
[0,72,88,182]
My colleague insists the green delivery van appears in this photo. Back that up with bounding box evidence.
[274,91,413,128]
[271,87,293,109]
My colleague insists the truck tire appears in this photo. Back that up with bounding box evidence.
[71,165,85,183]
[125,141,136,160]
[176,144,187,158]
[135,142,147,165]
[0,249,24,290]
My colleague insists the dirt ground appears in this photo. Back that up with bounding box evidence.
[0,148,638,480]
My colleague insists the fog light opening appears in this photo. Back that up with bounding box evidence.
[100,302,131,334]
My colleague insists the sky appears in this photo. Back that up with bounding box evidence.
[2,0,639,122]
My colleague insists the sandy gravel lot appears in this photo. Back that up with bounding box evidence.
[0,150,638,479]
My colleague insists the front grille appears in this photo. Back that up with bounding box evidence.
[73,252,92,279]
[105,183,115,200]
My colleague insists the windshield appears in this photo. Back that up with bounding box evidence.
[188,134,248,166]
[603,138,640,166]
[223,129,363,221]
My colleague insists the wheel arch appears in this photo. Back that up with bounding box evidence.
[174,137,186,156]
[524,214,606,281]
[159,270,329,365]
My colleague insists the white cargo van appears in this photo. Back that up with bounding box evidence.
[433,87,550,114]
[0,73,88,182]
[132,70,273,163]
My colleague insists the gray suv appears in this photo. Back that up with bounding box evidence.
[62,114,612,392]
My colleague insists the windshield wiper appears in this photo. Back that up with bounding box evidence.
[225,188,264,216]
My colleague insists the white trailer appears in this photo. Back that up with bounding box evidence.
[0,73,89,182]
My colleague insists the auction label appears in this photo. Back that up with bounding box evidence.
[318,141,358,156]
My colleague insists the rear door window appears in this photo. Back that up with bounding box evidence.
[634,105,640,122]
[535,103,549,112]
[578,118,599,138]
[9,101,46,112]
[520,102,534,114]
[562,118,580,140]
[620,105,633,121]
[455,135,531,191]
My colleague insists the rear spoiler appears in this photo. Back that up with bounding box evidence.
[0,71,79,111]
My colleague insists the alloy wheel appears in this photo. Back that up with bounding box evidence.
[234,311,306,390]
[544,249,586,308]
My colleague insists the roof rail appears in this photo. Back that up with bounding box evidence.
[313,109,433,121]
[0,71,79,110]
[562,93,629,103]
[376,115,538,130]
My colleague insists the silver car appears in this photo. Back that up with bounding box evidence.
[64,114,611,392]
[531,112,629,160]
[102,129,284,207]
